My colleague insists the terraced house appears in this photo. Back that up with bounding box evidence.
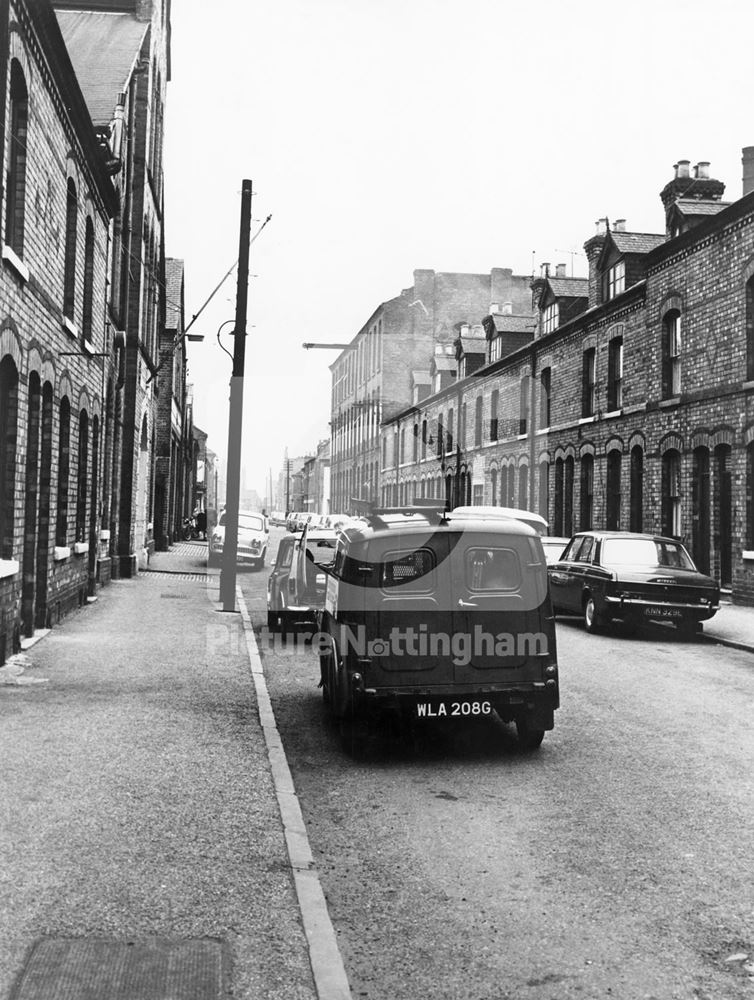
[382,150,754,605]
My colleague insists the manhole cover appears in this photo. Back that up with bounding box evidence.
[11,938,224,1000]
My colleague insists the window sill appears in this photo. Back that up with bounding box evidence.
[0,559,20,579]
[578,416,596,424]
[2,245,29,283]
[73,541,88,555]
[53,546,71,561]
[659,396,681,409]
[62,316,78,340]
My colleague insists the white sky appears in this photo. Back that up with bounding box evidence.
[163,0,752,500]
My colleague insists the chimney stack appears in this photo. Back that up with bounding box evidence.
[743,147,754,197]
[555,263,566,278]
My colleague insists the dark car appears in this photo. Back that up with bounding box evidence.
[548,531,720,636]
[267,530,338,632]
[318,504,559,751]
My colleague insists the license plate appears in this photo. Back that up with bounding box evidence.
[415,700,492,719]
[644,606,684,619]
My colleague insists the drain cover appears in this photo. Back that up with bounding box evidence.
[12,939,223,1000]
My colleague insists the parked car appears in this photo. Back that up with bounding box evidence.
[267,529,338,632]
[318,504,559,752]
[548,531,720,636]
[208,510,269,569]
[541,536,570,565]
[452,505,549,536]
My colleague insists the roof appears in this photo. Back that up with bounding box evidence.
[164,259,184,331]
[673,198,731,218]
[610,231,667,255]
[548,277,588,298]
[55,10,148,125]
[487,314,538,334]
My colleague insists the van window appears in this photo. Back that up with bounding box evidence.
[466,547,522,592]
[380,548,436,592]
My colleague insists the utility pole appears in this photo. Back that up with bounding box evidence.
[220,179,252,611]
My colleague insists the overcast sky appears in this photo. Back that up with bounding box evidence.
[163,0,752,501]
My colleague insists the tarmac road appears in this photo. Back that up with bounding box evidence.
[245,528,754,1000]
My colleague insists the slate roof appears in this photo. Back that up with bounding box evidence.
[674,199,731,217]
[548,277,589,298]
[56,10,148,125]
[610,231,666,255]
[165,259,184,332]
[487,314,538,334]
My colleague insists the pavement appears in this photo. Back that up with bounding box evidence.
[1,542,752,999]
[0,540,351,1000]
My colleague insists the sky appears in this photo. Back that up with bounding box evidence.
[163,0,753,501]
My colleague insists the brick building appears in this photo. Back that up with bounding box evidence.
[0,0,118,661]
[56,0,171,576]
[381,151,754,605]
[329,268,534,513]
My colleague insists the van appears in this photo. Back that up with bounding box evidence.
[317,505,559,751]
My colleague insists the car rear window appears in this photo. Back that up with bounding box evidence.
[601,537,695,569]
[465,547,522,592]
[380,548,436,592]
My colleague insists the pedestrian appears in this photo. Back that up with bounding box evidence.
[196,508,207,541]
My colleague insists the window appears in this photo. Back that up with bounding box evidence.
[543,302,559,334]
[662,311,682,398]
[607,336,623,410]
[539,368,551,428]
[582,347,596,417]
[661,450,682,538]
[63,180,78,320]
[56,398,71,546]
[580,454,594,530]
[519,375,529,434]
[490,389,499,441]
[82,219,95,345]
[606,451,621,530]
[474,397,482,447]
[5,62,28,256]
[630,446,643,532]
[606,260,625,300]
[76,411,89,543]
[0,357,19,558]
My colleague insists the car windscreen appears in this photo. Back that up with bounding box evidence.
[218,512,265,531]
[601,537,696,570]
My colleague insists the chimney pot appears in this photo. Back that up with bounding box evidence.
[677,159,691,178]
[555,263,566,278]
[502,301,513,315]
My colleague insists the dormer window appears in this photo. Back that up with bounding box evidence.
[542,303,559,335]
[606,260,625,300]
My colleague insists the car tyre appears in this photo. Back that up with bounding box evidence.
[583,594,605,634]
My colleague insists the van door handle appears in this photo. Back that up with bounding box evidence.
[458,598,478,608]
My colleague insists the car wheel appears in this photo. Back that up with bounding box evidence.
[583,594,605,634]
[516,716,545,751]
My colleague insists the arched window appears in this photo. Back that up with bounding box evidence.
[5,62,28,255]
[606,451,622,529]
[661,450,682,538]
[82,218,95,345]
[662,310,682,398]
[629,446,643,532]
[0,357,19,558]
[56,398,71,546]
[580,454,594,530]
[63,179,78,320]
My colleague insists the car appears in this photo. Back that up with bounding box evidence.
[547,530,720,637]
[208,509,269,569]
[541,536,570,565]
[318,503,559,752]
[267,529,338,632]
[452,505,549,536]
